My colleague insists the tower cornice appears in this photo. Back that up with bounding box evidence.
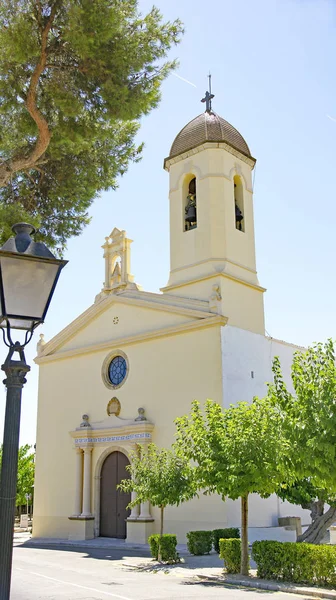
[164,141,256,171]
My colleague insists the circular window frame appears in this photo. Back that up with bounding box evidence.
[102,350,129,390]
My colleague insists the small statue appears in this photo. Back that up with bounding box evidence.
[135,407,146,422]
[210,284,221,302]
[111,260,121,287]
[185,193,197,230]
[36,333,46,355]
[209,284,222,312]
[80,414,91,428]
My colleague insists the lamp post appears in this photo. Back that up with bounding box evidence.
[0,223,67,600]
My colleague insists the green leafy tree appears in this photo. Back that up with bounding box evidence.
[175,399,292,575]
[0,444,35,507]
[268,340,336,544]
[118,444,196,560]
[0,0,183,251]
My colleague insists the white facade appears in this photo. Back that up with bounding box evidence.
[221,325,311,532]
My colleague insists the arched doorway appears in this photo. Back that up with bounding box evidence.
[100,451,131,538]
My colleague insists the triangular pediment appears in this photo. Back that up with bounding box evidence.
[109,227,123,239]
[36,290,217,361]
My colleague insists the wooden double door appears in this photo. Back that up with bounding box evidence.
[100,451,131,539]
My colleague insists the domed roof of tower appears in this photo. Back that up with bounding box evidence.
[167,111,254,162]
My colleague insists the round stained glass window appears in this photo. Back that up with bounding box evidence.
[108,355,127,386]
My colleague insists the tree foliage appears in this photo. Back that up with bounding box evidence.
[0,0,183,252]
[268,340,336,543]
[0,444,35,507]
[118,444,196,545]
[175,399,292,575]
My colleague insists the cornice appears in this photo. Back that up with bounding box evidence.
[116,289,210,313]
[35,315,227,365]
[161,271,266,294]
[164,141,256,171]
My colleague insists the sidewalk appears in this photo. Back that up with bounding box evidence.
[15,532,336,599]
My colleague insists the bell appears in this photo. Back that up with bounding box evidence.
[186,206,197,223]
[235,204,243,221]
[235,204,243,231]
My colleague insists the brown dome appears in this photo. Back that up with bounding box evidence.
[167,112,253,161]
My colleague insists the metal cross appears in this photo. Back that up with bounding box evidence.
[201,73,214,112]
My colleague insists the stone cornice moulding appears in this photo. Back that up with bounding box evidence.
[161,272,266,294]
[36,290,215,360]
[35,315,227,365]
[164,142,256,171]
[119,289,210,312]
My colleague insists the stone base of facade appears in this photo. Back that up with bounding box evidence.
[126,519,154,544]
[68,516,95,540]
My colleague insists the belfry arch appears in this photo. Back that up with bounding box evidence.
[183,174,197,231]
[234,174,245,232]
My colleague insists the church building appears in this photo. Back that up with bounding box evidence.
[33,92,310,543]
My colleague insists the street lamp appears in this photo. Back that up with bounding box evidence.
[0,223,67,600]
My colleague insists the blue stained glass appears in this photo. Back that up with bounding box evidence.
[108,356,127,386]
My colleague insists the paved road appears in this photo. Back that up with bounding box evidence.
[11,543,304,600]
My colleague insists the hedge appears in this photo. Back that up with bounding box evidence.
[213,528,240,553]
[219,538,241,574]
[252,540,336,586]
[148,534,178,562]
[187,530,213,555]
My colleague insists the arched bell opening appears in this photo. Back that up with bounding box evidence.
[183,175,197,232]
[234,175,245,232]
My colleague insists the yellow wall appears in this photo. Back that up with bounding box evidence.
[60,302,194,353]
[33,323,223,540]
[166,147,257,283]
[163,144,265,334]
[163,275,265,335]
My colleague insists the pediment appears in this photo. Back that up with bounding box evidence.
[109,227,124,239]
[36,291,216,361]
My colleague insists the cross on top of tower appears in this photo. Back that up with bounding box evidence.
[201,73,214,113]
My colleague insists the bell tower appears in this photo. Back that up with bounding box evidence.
[161,89,265,335]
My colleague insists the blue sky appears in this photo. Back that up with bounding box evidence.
[0,0,335,446]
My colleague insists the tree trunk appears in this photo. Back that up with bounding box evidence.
[158,505,164,561]
[241,494,249,576]
[297,505,336,544]
[310,499,325,522]
[0,4,58,187]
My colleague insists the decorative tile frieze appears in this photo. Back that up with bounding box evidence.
[74,432,151,445]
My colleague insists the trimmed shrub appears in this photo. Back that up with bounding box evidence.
[148,534,178,562]
[187,530,213,555]
[252,540,336,586]
[213,528,240,553]
[219,538,241,574]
